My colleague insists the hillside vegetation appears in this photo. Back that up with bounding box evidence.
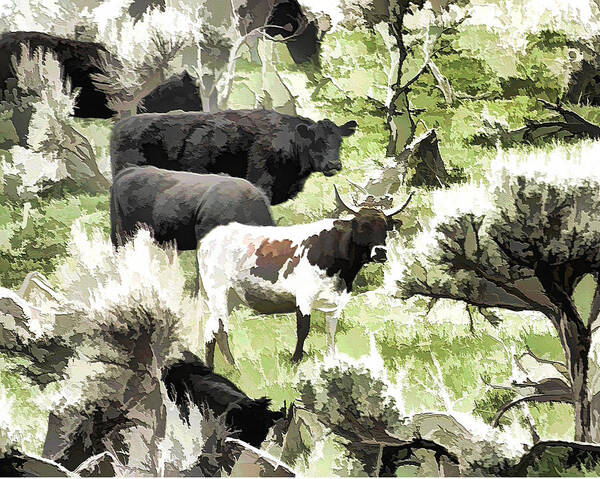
[2,0,600,475]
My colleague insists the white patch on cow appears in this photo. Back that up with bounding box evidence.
[197,219,352,341]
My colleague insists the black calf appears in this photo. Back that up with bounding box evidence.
[162,352,284,448]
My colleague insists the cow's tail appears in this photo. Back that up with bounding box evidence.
[109,182,123,248]
[195,248,220,345]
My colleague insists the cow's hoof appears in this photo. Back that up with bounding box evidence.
[290,352,303,363]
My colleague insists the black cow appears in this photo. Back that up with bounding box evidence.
[138,71,203,113]
[110,165,274,249]
[110,109,357,205]
[265,0,321,64]
[238,0,322,64]
[0,31,120,119]
[162,352,285,448]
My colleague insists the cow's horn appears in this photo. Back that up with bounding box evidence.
[334,185,359,214]
[347,179,368,194]
[384,191,414,218]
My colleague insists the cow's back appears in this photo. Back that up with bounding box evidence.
[111,165,218,248]
[195,175,274,240]
[110,112,203,175]
[110,109,295,177]
[138,71,203,113]
[111,166,273,249]
[0,31,116,118]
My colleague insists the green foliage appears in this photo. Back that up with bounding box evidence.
[503,30,571,101]
[517,444,600,476]
[473,386,516,425]
[0,193,109,288]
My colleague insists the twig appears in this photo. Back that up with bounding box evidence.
[588,276,600,330]
[225,437,297,475]
[522,344,569,382]
[480,374,514,391]
[375,443,384,477]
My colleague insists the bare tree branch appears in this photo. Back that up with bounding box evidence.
[492,393,573,427]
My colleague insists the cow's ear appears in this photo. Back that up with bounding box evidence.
[296,123,314,140]
[333,219,352,232]
[338,120,358,137]
[256,397,272,408]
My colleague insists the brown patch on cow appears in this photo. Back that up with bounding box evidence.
[282,256,300,278]
[250,239,298,283]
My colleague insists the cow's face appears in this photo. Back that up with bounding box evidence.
[296,119,357,176]
[334,186,413,264]
[351,209,391,263]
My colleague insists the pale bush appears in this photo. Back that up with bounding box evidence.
[31,225,218,474]
[2,47,109,198]
[1,146,66,199]
[299,354,528,475]
[54,222,204,352]
[92,6,188,115]
[0,0,100,37]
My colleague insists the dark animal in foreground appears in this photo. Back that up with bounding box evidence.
[110,166,274,249]
[110,109,357,205]
[197,186,413,366]
[138,71,203,113]
[0,31,120,119]
[162,352,285,448]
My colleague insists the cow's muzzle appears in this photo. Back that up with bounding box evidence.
[323,166,342,177]
[371,245,387,263]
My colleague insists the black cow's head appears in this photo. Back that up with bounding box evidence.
[296,119,357,176]
[227,397,286,447]
[334,185,413,263]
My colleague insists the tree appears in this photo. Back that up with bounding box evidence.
[340,0,466,158]
[389,141,600,442]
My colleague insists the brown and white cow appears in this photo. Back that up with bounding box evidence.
[197,186,413,366]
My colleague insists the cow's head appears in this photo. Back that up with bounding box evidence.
[334,185,413,263]
[228,397,286,448]
[296,119,357,176]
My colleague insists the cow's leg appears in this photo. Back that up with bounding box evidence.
[292,307,311,363]
[216,319,235,366]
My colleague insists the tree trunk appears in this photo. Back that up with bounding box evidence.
[386,18,415,158]
[558,314,593,442]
